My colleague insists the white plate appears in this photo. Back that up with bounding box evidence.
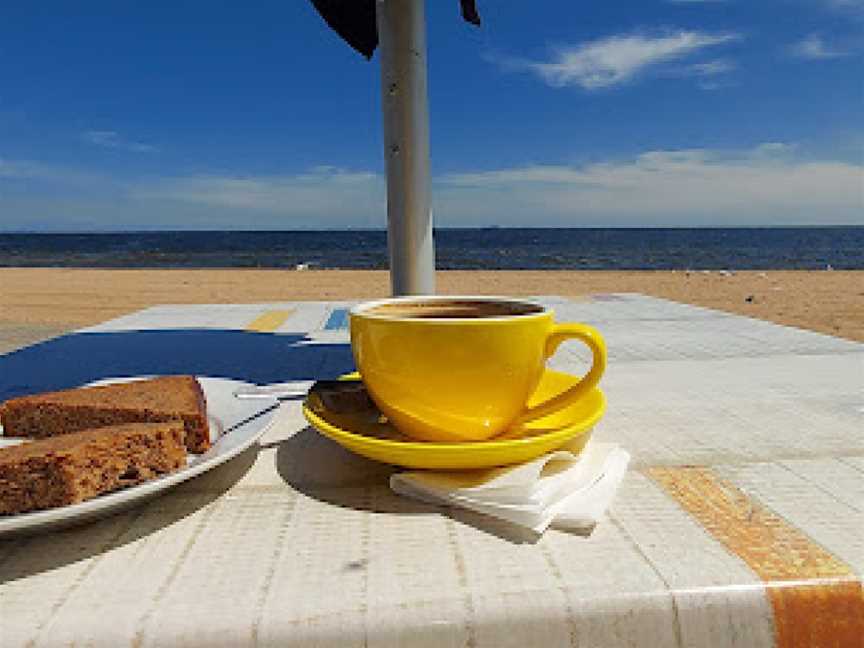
[0,376,279,536]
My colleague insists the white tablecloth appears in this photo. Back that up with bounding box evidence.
[1,294,861,647]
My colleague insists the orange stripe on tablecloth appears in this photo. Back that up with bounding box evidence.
[245,309,292,332]
[647,466,864,648]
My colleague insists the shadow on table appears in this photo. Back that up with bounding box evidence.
[275,427,543,544]
[0,329,356,400]
[0,329,357,579]
[0,444,258,584]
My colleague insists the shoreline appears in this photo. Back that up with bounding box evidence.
[2,265,862,271]
[1,268,861,342]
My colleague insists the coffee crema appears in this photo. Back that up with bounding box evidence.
[364,300,544,320]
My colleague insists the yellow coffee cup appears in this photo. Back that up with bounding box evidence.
[349,296,606,442]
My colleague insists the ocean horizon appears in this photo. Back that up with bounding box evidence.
[1,226,862,270]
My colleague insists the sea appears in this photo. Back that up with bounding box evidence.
[0,227,862,270]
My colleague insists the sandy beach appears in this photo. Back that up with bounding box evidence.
[1,268,861,342]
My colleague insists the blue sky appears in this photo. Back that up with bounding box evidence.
[1,0,861,231]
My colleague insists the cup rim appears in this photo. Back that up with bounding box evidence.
[349,295,550,323]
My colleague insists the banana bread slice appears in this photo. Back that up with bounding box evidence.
[0,420,187,515]
[0,375,210,453]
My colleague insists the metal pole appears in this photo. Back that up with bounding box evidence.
[376,0,435,296]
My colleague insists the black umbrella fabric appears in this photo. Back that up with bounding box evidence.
[311,0,480,59]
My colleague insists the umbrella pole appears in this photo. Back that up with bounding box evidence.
[377,0,436,296]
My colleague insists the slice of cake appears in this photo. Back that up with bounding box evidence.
[0,420,187,515]
[0,375,210,453]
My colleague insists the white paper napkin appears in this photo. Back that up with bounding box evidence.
[390,441,630,534]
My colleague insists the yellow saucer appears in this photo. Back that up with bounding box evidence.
[302,369,606,470]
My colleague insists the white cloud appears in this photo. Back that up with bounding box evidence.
[434,144,863,226]
[826,0,864,10]
[82,130,159,153]
[515,30,741,89]
[751,142,797,156]
[788,34,848,59]
[135,167,385,220]
[2,146,862,230]
[696,80,730,91]
[686,59,736,76]
[0,158,39,179]
[682,59,737,89]
[0,157,101,184]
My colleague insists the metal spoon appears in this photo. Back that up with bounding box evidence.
[234,380,377,414]
[233,382,312,400]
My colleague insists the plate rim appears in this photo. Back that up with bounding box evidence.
[0,375,278,535]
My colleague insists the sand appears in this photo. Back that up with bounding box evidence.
[0,268,861,342]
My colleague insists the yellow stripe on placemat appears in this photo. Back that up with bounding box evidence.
[647,467,864,648]
[245,309,292,332]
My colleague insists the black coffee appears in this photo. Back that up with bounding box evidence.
[365,300,543,319]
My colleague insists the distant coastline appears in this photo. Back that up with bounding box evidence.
[2,225,859,235]
[1,227,862,270]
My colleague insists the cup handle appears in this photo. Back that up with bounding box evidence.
[513,323,607,427]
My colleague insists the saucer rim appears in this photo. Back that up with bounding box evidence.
[302,369,606,452]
